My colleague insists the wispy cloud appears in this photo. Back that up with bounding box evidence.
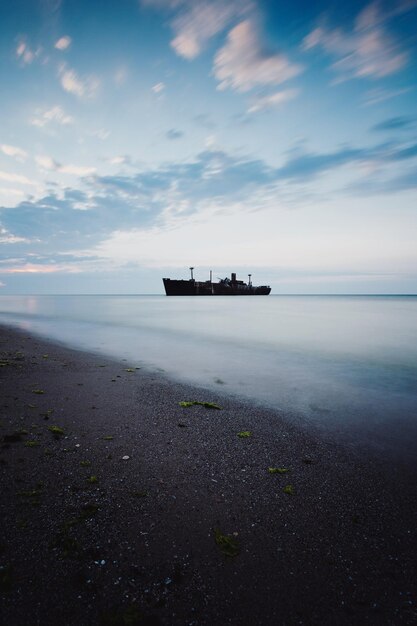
[362,86,412,106]
[0,144,28,162]
[2,138,417,274]
[214,20,303,93]
[142,0,252,59]
[30,106,74,128]
[58,65,99,98]
[302,1,413,82]
[247,89,299,113]
[36,155,95,176]
[15,39,42,65]
[170,0,251,59]
[0,170,36,185]
[151,82,165,93]
[0,227,27,244]
[54,36,72,51]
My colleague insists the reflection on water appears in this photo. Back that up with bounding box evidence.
[1,294,417,458]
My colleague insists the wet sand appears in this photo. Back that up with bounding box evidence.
[0,324,416,625]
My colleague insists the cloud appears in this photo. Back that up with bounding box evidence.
[362,86,412,106]
[107,155,132,166]
[58,65,99,98]
[151,82,165,93]
[36,155,96,176]
[2,138,417,276]
[142,0,251,59]
[170,0,251,59]
[302,1,413,82]
[0,170,36,185]
[0,144,28,162]
[166,129,184,140]
[54,36,72,50]
[214,20,303,93]
[371,116,414,132]
[0,227,27,244]
[0,188,25,198]
[1,262,81,274]
[31,106,74,128]
[247,89,299,113]
[15,39,42,65]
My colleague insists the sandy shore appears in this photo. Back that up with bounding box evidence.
[0,324,416,625]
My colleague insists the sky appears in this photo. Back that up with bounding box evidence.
[0,0,416,294]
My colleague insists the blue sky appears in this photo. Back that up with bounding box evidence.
[0,0,416,294]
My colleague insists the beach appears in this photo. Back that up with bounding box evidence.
[1,323,416,626]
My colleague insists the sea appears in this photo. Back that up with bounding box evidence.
[1,294,417,460]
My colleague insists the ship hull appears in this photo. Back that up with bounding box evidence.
[163,278,271,296]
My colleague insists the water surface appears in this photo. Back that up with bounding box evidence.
[1,294,416,459]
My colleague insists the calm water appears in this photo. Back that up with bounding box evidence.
[1,295,417,458]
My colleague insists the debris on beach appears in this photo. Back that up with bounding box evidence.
[102,435,114,441]
[179,400,222,409]
[47,425,65,437]
[214,528,240,557]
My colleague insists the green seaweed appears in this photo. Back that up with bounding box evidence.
[130,490,148,498]
[80,460,92,467]
[214,528,239,557]
[87,475,98,484]
[283,484,294,495]
[179,401,222,410]
[268,467,289,474]
[24,440,40,448]
[47,425,65,436]
[103,435,114,441]
[237,431,251,438]
[32,389,44,394]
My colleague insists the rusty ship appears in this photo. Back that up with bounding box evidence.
[163,268,271,296]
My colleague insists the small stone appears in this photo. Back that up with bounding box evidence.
[122,455,130,460]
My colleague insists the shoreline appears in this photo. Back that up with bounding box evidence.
[1,324,416,625]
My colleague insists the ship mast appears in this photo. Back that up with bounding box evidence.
[189,266,194,281]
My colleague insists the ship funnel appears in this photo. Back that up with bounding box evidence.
[231,272,236,282]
